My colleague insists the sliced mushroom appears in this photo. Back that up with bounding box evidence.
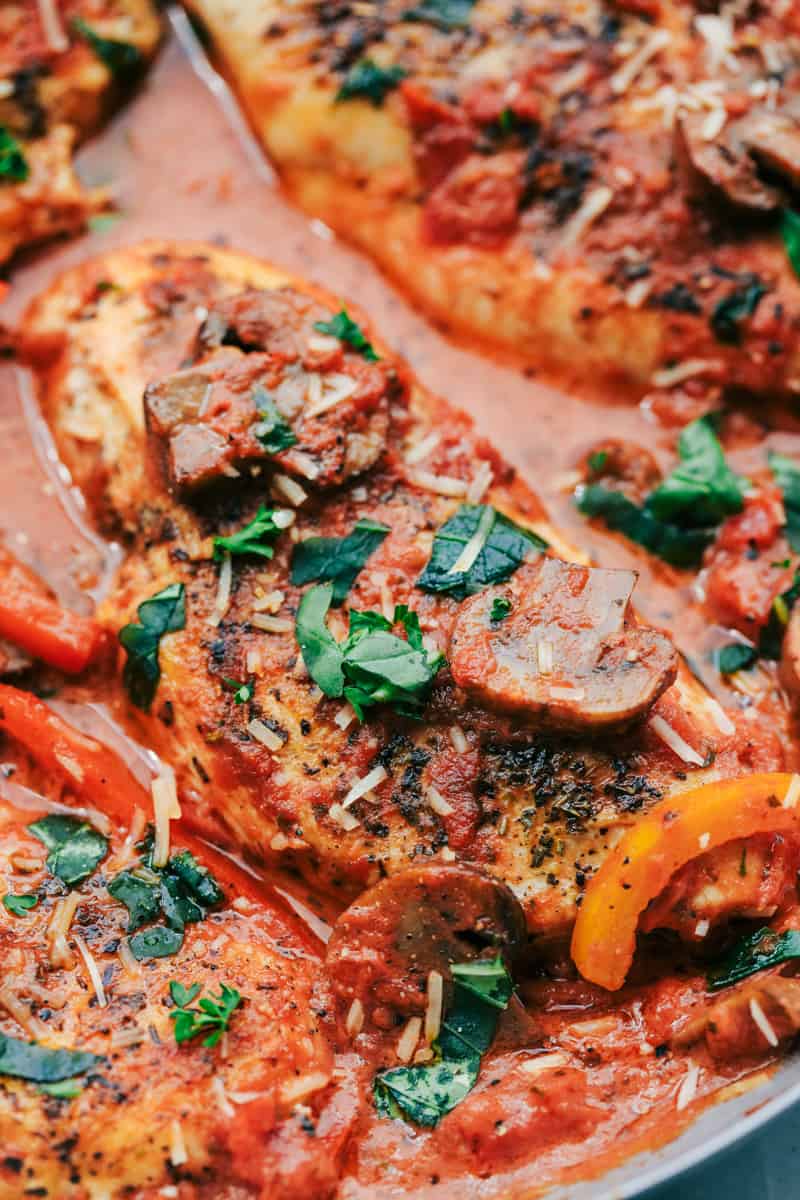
[325,863,526,1020]
[739,105,800,193]
[674,973,800,1061]
[449,558,677,731]
[675,109,781,212]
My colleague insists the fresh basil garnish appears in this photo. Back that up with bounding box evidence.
[576,486,718,567]
[0,1034,101,1083]
[290,518,389,604]
[119,582,185,711]
[417,504,546,600]
[402,0,476,29]
[769,451,800,553]
[0,126,29,183]
[710,279,767,346]
[313,310,379,362]
[169,980,242,1047]
[252,386,297,454]
[213,504,282,561]
[716,643,757,675]
[129,925,184,960]
[782,210,800,279]
[3,893,38,916]
[489,596,512,623]
[336,60,407,106]
[708,927,800,991]
[109,845,224,959]
[72,18,143,78]
[28,815,107,888]
[374,956,512,1128]
[296,584,443,720]
[107,871,162,930]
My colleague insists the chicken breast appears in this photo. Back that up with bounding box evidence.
[0,0,160,265]
[22,241,784,941]
[178,0,800,400]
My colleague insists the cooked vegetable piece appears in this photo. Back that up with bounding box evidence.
[313,311,379,361]
[0,1035,101,1083]
[169,981,243,1047]
[571,773,798,991]
[213,505,283,560]
[708,927,800,991]
[336,60,407,105]
[119,583,185,711]
[29,815,108,888]
[290,518,389,604]
[418,504,546,599]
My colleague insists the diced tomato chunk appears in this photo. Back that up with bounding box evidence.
[423,152,524,246]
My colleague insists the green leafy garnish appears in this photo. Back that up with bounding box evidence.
[28,815,107,888]
[374,956,512,1128]
[296,584,443,720]
[72,18,143,78]
[290,518,389,604]
[418,504,546,600]
[489,596,512,623]
[109,846,224,960]
[0,1034,101,1083]
[119,583,185,711]
[576,486,717,567]
[107,870,162,930]
[781,210,800,279]
[716,643,757,675]
[336,60,407,106]
[313,311,379,361]
[710,279,767,346]
[252,386,297,454]
[3,893,38,916]
[213,504,282,561]
[129,925,184,960]
[169,981,242,1047]
[769,451,800,553]
[0,126,29,183]
[402,0,476,29]
[39,1077,84,1099]
[222,677,254,704]
[708,927,800,991]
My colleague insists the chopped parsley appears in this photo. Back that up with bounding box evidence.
[710,278,767,346]
[769,450,800,552]
[295,584,444,720]
[213,505,283,561]
[313,310,379,361]
[72,18,143,79]
[402,0,476,28]
[0,126,29,183]
[2,893,38,916]
[28,815,108,888]
[374,956,512,1127]
[489,596,512,623]
[0,1033,101,1084]
[782,210,800,279]
[222,677,254,704]
[708,927,800,991]
[290,517,389,605]
[169,981,242,1047]
[336,60,407,106]
[417,504,547,600]
[252,386,297,454]
[119,582,185,711]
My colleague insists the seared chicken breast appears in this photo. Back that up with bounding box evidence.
[22,241,784,944]
[180,0,800,400]
[0,0,160,265]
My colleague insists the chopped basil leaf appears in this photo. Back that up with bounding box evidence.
[296,584,443,720]
[0,126,29,183]
[710,279,767,346]
[213,504,282,561]
[168,849,224,909]
[119,582,185,711]
[39,1077,84,1099]
[252,386,297,454]
[489,596,512,623]
[28,815,107,888]
[222,677,254,704]
[290,518,389,604]
[418,504,546,599]
[576,485,715,567]
[129,925,184,960]
[374,956,511,1128]
[3,893,38,916]
[72,18,143,78]
[402,0,476,29]
[169,981,242,1048]
[107,870,162,930]
[313,310,379,361]
[708,927,800,991]
[336,60,407,106]
[646,416,746,529]
[0,1033,101,1083]
[782,210,800,279]
[109,846,224,957]
[716,643,757,675]
[769,451,800,553]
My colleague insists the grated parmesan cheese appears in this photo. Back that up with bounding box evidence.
[409,470,468,498]
[272,508,295,530]
[73,933,108,1008]
[520,1052,569,1075]
[118,937,141,975]
[208,551,232,627]
[749,996,779,1048]
[466,460,493,504]
[37,0,69,52]
[47,893,81,969]
[549,685,586,702]
[305,373,359,419]
[537,641,554,675]
[675,1063,699,1111]
[252,589,286,613]
[558,186,614,250]
[272,474,308,507]
[405,432,441,465]
[0,987,46,1039]
[610,28,670,95]
[210,1075,236,1118]
[425,971,443,1043]
[247,718,284,752]
[651,359,723,388]
[342,765,387,809]
[694,919,710,939]
[151,766,181,869]
[425,785,454,817]
[251,613,294,634]
[334,704,356,730]
[449,726,469,754]
[328,802,359,831]
[783,775,800,809]
[649,715,704,766]
[346,998,365,1038]
[169,1119,188,1166]
[396,1016,422,1064]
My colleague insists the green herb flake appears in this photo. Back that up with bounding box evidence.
[72,18,143,79]
[716,642,757,675]
[213,504,282,561]
[290,518,389,604]
[222,677,254,704]
[489,596,512,623]
[3,893,38,916]
[169,981,242,1048]
[0,126,29,184]
[708,927,800,991]
[28,815,108,888]
[251,386,297,454]
[418,504,547,600]
[129,924,184,961]
[119,582,185,711]
[109,845,224,959]
[769,451,800,553]
[402,0,476,29]
[710,279,767,346]
[0,1034,101,1083]
[313,310,379,361]
[336,60,407,106]
[781,210,800,279]
[587,450,608,476]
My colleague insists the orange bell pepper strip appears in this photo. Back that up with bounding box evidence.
[0,684,149,824]
[0,545,106,674]
[571,772,799,992]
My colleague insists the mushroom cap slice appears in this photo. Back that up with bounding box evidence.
[449,558,678,731]
[675,109,782,212]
